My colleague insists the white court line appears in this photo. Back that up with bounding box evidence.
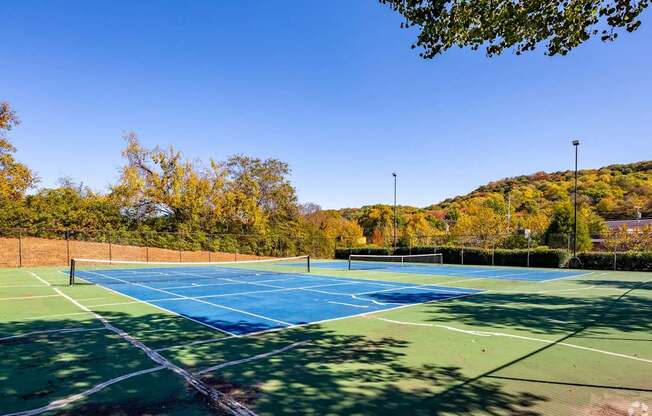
[85,270,292,327]
[355,285,473,297]
[327,301,369,309]
[0,326,106,342]
[0,294,60,301]
[28,272,51,286]
[75,268,483,340]
[373,317,652,365]
[195,341,311,375]
[83,282,365,309]
[546,318,570,324]
[543,271,595,282]
[494,286,599,295]
[59,270,239,338]
[154,337,228,352]
[2,366,166,416]
[0,285,50,289]
[243,292,481,338]
[37,272,254,416]
[161,276,297,290]
[441,277,486,285]
[9,311,94,322]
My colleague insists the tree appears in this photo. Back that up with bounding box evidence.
[380,0,648,57]
[451,198,507,246]
[544,203,592,250]
[112,132,225,231]
[304,210,364,245]
[0,102,37,200]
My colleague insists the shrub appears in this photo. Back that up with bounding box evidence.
[578,251,652,272]
[334,247,391,259]
[336,246,570,268]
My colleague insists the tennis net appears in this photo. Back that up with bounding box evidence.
[348,253,443,270]
[69,255,310,286]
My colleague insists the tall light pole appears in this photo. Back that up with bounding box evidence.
[392,172,397,251]
[572,140,580,260]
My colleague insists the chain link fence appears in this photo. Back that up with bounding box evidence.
[334,228,652,271]
[0,228,342,267]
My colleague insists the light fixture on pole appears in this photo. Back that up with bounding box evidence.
[571,139,580,267]
[392,172,397,252]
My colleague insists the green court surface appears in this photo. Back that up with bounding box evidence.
[1,264,651,415]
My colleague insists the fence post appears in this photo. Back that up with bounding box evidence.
[109,233,113,261]
[461,248,464,265]
[527,236,531,267]
[492,243,495,266]
[65,230,70,266]
[18,230,23,268]
[613,248,617,271]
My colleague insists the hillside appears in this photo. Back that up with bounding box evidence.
[431,161,652,219]
[333,161,652,245]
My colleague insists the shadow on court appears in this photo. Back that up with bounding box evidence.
[423,280,652,336]
[2,310,550,416]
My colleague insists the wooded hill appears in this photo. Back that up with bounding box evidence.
[332,161,652,247]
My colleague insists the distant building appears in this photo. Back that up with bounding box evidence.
[604,218,652,232]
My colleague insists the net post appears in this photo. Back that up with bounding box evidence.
[307,255,311,273]
[348,255,352,270]
[69,259,76,286]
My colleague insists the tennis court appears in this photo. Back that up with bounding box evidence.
[71,257,482,336]
[304,259,586,281]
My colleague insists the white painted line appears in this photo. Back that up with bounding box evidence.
[28,272,51,286]
[327,301,369,309]
[355,285,472,296]
[154,337,227,352]
[0,285,50,289]
[2,366,166,416]
[58,270,239,338]
[195,341,310,375]
[9,311,94,322]
[86,270,291,327]
[373,317,652,364]
[0,327,106,343]
[0,294,60,301]
[542,271,595,282]
[442,277,486,285]
[242,291,481,338]
[38,272,254,416]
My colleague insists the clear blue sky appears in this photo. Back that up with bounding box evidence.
[2,1,651,209]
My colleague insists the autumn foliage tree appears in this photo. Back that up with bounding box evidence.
[0,102,37,201]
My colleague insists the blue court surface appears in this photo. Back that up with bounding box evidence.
[297,260,586,282]
[75,266,482,336]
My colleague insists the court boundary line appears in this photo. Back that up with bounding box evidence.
[74,268,484,337]
[1,366,167,416]
[0,294,61,301]
[311,260,591,282]
[194,340,311,375]
[83,269,482,326]
[242,291,483,337]
[59,270,239,338]
[85,270,292,327]
[35,272,255,416]
[0,326,106,343]
[372,317,652,365]
[542,271,595,282]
